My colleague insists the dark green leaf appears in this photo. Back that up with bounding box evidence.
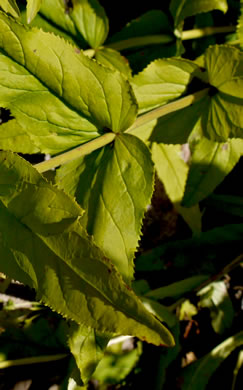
[181,331,243,390]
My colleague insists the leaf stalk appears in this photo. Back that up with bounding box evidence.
[35,88,209,173]
[104,26,235,52]
[0,353,68,369]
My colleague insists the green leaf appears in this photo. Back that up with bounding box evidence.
[181,331,243,390]
[182,137,243,207]
[0,52,99,154]
[170,0,228,29]
[232,350,243,390]
[0,151,173,347]
[93,339,142,385]
[237,0,243,49]
[68,323,109,384]
[56,134,154,283]
[0,12,137,154]
[149,97,206,145]
[198,281,234,334]
[140,297,177,328]
[132,58,198,113]
[39,0,81,42]
[145,275,209,301]
[108,10,171,44]
[95,48,132,79]
[26,0,42,24]
[152,143,189,204]
[205,194,243,217]
[135,224,243,274]
[70,0,109,49]
[0,0,20,18]
[0,119,40,154]
[205,45,243,99]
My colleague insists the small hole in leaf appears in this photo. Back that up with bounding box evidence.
[0,108,14,124]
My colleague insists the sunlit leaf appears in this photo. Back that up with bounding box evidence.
[95,48,132,79]
[0,0,20,18]
[26,0,42,23]
[152,143,189,204]
[0,12,137,154]
[56,134,154,283]
[70,0,109,48]
[0,151,174,347]
[132,58,198,113]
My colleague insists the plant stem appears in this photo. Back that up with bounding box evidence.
[34,88,209,173]
[105,26,235,52]
[181,25,236,40]
[125,88,209,133]
[106,34,174,51]
[0,353,68,368]
[35,132,116,173]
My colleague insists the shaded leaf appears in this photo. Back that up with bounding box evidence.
[0,151,173,347]
[182,137,243,207]
[132,58,198,113]
[181,331,243,390]
[108,10,172,44]
[149,97,206,145]
[56,134,154,283]
[68,323,109,384]
[135,224,243,275]
[176,204,202,235]
[93,339,142,384]
[0,119,40,154]
[205,194,243,217]
[145,275,209,301]
[26,0,42,23]
[70,0,109,49]
[140,297,177,328]
[198,281,235,334]
[170,0,228,29]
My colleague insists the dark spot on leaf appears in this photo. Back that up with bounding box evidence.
[33,49,37,53]
[75,48,80,54]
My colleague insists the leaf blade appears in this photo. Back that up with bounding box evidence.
[0,151,174,347]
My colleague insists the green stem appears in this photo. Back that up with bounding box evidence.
[106,34,174,51]
[105,26,235,52]
[0,353,68,369]
[35,88,209,173]
[35,132,116,173]
[125,88,209,133]
[181,25,236,40]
